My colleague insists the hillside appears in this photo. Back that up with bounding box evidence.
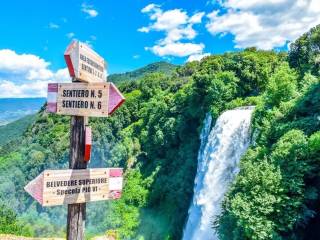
[108,61,177,84]
[0,49,285,239]
[0,25,320,240]
[0,114,36,147]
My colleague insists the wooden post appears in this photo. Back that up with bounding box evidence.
[66,115,88,238]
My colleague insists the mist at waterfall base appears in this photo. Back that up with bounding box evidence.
[183,107,254,240]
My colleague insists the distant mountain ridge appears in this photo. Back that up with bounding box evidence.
[108,61,177,83]
[0,98,45,125]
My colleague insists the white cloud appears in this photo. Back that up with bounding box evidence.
[53,68,70,82]
[0,49,49,73]
[207,0,320,49]
[139,4,207,58]
[223,0,288,10]
[66,32,75,39]
[0,80,49,98]
[147,43,205,57]
[150,9,189,31]
[187,53,210,62]
[49,22,59,29]
[81,3,98,18]
[189,12,205,24]
[27,69,54,80]
[0,49,70,98]
[161,25,197,44]
[141,3,160,13]
[138,27,150,33]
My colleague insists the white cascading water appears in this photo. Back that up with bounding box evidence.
[182,107,254,240]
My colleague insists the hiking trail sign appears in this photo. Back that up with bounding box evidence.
[24,168,123,207]
[27,40,125,240]
[64,40,106,83]
[47,82,125,117]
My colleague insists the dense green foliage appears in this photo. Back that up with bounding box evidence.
[105,48,285,239]
[108,61,177,84]
[218,25,320,240]
[0,114,36,147]
[0,25,320,240]
[289,25,320,77]
[0,204,31,236]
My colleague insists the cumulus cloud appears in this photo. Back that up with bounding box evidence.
[27,68,54,80]
[138,27,150,33]
[0,50,69,98]
[0,50,49,73]
[189,12,205,24]
[207,0,320,49]
[147,43,205,57]
[139,4,207,58]
[0,80,50,98]
[187,53,211,62]
[141,3,160,13]
[81,3,98,18]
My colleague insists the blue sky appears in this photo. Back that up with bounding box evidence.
[0,0,231,73]
[0,0,319,98]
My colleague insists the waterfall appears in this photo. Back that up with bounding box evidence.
[182,107,254,240]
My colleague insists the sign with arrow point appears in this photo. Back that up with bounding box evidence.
[24,168,123,207]
[47,82,125,117]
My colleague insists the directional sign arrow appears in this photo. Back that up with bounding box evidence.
[108,82,125,115]
[24,172,44,205]
[47,82,125,117]
[24,168,123,207]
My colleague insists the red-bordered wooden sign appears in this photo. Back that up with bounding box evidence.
[46,82,125,117]
[64,40,106,83]
[24,168,123,206]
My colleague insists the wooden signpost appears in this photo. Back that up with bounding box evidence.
[25,40,125,240]
[24,168,123,206]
